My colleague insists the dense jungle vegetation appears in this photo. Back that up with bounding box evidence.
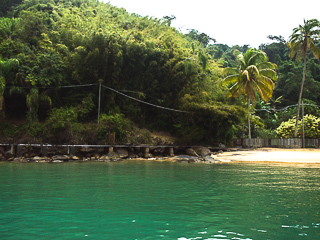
[0,0,320,145]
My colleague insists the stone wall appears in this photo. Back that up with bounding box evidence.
[0,144,222,163]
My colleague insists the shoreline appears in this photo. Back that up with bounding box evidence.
[214,148,320,164]
[1,144,320,164]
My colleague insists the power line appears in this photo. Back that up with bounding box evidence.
[5,83,189,113]
[255,103,320,112]
[101,85,189,113]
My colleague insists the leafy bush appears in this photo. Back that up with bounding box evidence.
[0,123,21,138]
[43,107,79,143]
[98,112,133,143]
[276,114,320,138]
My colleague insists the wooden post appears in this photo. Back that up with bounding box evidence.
[143,147,149,158]
[16,144,23,157]
[41,145,48,157]
[166,147,174,157]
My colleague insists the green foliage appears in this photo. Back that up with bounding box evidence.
[76,93,95,120]
[46,107,77,132]
[223,49,278,103]
[276,114,320,138]
[24,121,43,139]
[175,102,247,144]
[98,112,133,143]
[288,19,320,137]
[0,0,23,17]
[0,122,20,138]
[43,106,83,143]
[1,0,318,145]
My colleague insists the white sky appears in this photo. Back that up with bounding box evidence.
[104,0,319,48]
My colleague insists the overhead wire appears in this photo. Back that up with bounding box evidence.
[101,84,189,113]
[5,83,189,113]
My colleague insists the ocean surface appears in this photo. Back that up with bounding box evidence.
[0,161,319,240]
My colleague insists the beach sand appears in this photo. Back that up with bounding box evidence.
[215,148,320,163]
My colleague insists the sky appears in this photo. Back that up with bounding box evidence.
[104,0,319,48]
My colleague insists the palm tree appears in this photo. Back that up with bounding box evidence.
[288,19,320,137]
[223,49,278,139]
[0,57,19,118]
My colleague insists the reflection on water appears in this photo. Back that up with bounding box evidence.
[0,162,319,239]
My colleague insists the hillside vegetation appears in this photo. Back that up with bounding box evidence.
[0,0,320,145]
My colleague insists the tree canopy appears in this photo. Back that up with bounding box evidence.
[0,0,319,144]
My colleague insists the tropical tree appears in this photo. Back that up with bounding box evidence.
[288,19,320,137]
[223,49,278,139]
[0,56,19,118]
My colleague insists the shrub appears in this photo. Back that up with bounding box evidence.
[98,112,133,143]
[276,114,320,138]
[43,107,79,143]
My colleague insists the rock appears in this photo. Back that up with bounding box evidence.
[186,148,199,157]
[174,155,199,163]
[33,156,49,162]
[111,158,122,162]
[218,150,223,154]
[107,152,120,158]
[193,146,211,157]
[99,155,111,161]
[203,156,218,163]
[128,152,137,158]
[144,153,153,158]
[4,150,14,159]
[94,159,104,162]
[52,155,69,161]
[219,143,226,148]
[15,158,29,163]
[71,155,80,160]
[51,160,63,163]
[115,148,129,158]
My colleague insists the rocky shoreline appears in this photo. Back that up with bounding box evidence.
[0,145,230,164]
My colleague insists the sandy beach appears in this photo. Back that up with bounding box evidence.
[215,148,320,163]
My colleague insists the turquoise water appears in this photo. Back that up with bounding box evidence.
[0,161,319,240]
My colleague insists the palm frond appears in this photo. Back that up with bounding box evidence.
[259,69,278,81]
[242,70,250,82]
[310,42,320,59]
[39,93,52,106]
[246,65,259,76]
[223,74,239,85]
[222,67,238,76]
[9,86,26,96]
[257,62,277,70]
[228,82,241,98]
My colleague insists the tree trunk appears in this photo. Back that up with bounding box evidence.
[294,56,307,137]
[247,98,251,140]
[0,95,4,119]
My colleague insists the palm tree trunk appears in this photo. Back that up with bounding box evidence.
[294,56,307,137]
[247,98,251,140]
